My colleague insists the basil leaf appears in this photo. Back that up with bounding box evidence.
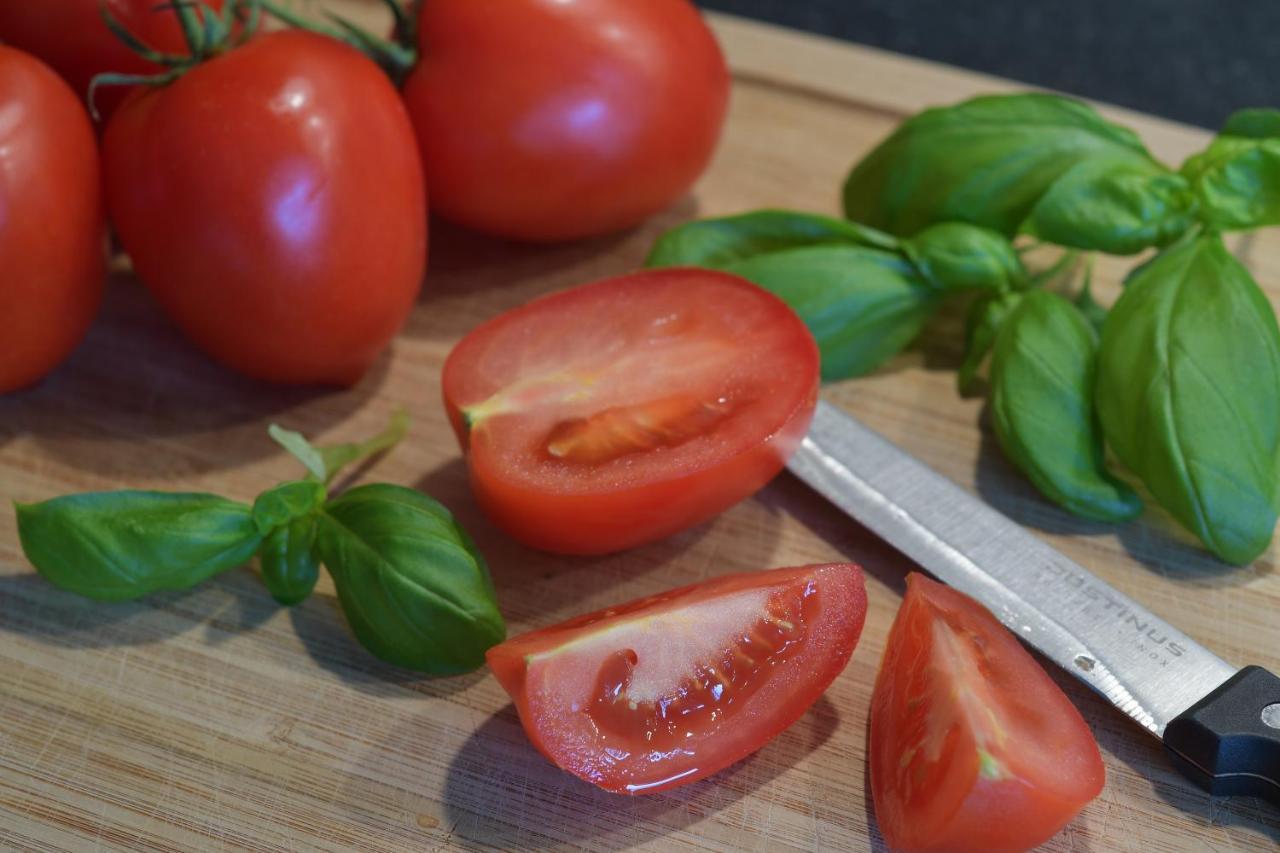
[724,245,938,380]
[251,480,326,535]
[316,484,504,673]
[843,93,1166,241]
[15,492,262,601]
[1097,234,1280,563]
[1221,108,1280,139]
[645,209,899,269]
[990,291,1142,522]
[259,516,320,606]
[1024,155,1197,254]
[958,291,1022,395]
[902,222,1027,293]
[269,409,409,485]
[1181,112,1280,231]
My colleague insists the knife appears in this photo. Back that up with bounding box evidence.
[787,399,1280,805]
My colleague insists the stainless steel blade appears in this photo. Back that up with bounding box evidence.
[788,400,1237,737]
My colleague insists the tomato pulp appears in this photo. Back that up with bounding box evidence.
[103,31,427,385]
[0,46,104,393]
[402,0,730,242]
[442,268,819,554]
[0,0,225,121]
[489,563,867,794]
[871,574,1105,852]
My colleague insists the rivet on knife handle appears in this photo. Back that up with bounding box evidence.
[1164,666,1280,805]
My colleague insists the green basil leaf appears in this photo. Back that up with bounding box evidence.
[1023,155,1197,254]
[902,222,1027,292]
[1181,116,1280,231]
[316,484,504,673]
[259,516,320,606]
[990,291,1142,522]
[958,291,1022,395]
[15,492,262,601]
[269,409,409,485]
[1097,234,1280,563]
[645,209,899,269]
[251,480,326,536]
[843,93,1165,239]
[1221,108,1280,139]
[724,245,938,380]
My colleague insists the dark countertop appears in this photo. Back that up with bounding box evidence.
[697,0,1278,131]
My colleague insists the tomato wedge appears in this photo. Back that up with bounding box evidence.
[488,563,867,794]
[871,574,1105,852]
[442,268,819,554]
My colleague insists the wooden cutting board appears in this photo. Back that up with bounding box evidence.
[3,7,1278,851]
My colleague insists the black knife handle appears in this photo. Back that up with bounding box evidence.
[1164,666,1280,805]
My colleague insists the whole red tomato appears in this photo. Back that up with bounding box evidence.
[402,0,730,242]
[103,31,427,385]
[0,0,225,120]
[0,46,104,393]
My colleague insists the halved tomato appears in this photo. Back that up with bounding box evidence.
[488,563,867,794]
[871,574,1105,852]
[442,268,819,555]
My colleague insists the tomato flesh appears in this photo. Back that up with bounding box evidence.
[871,574,1105,852]
[488,563,867,794]
[443,268,819,554]
[0,46,104,393]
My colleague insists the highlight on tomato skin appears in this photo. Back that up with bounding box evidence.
[487,563,868,795]
[442,267,820,555]
[870,573,1105,853]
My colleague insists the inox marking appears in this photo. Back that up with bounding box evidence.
[788,400,1237,737]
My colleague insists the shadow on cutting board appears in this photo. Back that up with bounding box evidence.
[402,196,701,345]
[0,269,385,481]
[0,566,273,651]
[971,408,1271,588]
[431,695,840,850]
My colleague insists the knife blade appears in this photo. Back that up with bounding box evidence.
[788,399,1280,804]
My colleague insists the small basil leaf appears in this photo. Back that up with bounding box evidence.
[645,209,899,269]
[724,245,938,380]
[958,291,1022,396]
[15,492,262,601]
[251,480,326,536]
[843,93,1159,238]
[1023,155,1197,254]
[902,222,1027,293]
[268,409,409,486]
[990,291,1142,522]
[1181,125,1280,231]
[1097,234,1280,563]
[259,516,320,606]
[1221,108,1280,140]
[316,484,504,673]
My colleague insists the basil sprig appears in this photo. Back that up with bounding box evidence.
[647,94,1280,564]
[647,211,1028,380]
[14,413,505,672]
[842,93,1198,255]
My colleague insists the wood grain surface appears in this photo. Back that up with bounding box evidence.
[3,6,1279,851]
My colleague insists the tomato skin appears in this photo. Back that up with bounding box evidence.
[402,0,730,242]
[870,574,1105,853]
[0,46,104,393]
[488,563,867,794]
[442,268,819,554]
[103,31,427,386]
[0,0,225,120]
